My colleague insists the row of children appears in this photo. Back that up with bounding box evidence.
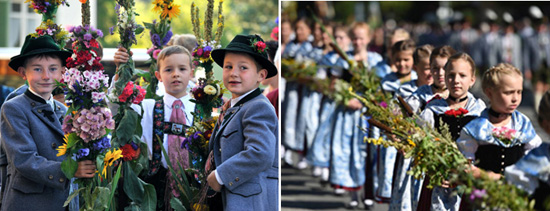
[0,33,279,210]
[282,16,549,210]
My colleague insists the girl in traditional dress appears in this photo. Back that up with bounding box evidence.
[281,16,323,169]
[457,63,542,209]
[329,22,389,208]
[377,39,417,203]
[390,44,433,211]
[417,52,486,211]
[307,24,352,181]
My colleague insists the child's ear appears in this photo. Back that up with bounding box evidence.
[155,71,162,82]
[258,69,267,82]
[484,87,493,99]
[17,66,26,80]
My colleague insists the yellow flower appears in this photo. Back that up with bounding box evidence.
[56,135,70,157]
[152,0,164,14]
[101,149,123,178]
[219,0,224,3]
[407,139,416,147]
[161,3,181,20]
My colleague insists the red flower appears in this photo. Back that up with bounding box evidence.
[444,108,469,117]
[271,26,279,41]
[118,81,134,103]
[121,144,140,161]
[255,41,267,53]
[132,85,146,104]
[458,108,469,115]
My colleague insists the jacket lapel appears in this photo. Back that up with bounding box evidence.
[24,90,65,137]
[213,105,241,141]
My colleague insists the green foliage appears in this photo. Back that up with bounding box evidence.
[123,161,144,204]
[60,157,77,179]
[97,0,278,48]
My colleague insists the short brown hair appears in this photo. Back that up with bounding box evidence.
[444,52,476,75]
[481,63,522,91]
[413,44,433,65]
[391,39,416,56]
[156,45,192,70]
[430,45,456,65]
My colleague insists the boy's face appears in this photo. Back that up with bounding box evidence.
[334,30,351,51]
[485,73,522,114]
[393,50,414,76]
[431,57,448,89]
[415,58,433,86]
[295,21,311,43]
[155,53,191,98]
[352,28,370,51]
[222,52,267,99]
[19,56,63,100]
[445,59,475,100]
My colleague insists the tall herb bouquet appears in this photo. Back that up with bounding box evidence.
[55,0,122,210]
[109,0,156,210]
[140,0,180,99]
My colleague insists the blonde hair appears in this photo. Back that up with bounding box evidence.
[413,44,433,65]
[387,28,410,47]
[481,63,522,91]
[156,45,192,70]
[444,52,476,76]
[349,22,371,38]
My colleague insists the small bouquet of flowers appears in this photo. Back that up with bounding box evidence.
[492,126,518,146]
[181,117,217,170]
[191,78,224,118]
[24,0,68,16]
[30,19,69,48]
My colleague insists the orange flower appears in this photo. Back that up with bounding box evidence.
[79,0,87,3]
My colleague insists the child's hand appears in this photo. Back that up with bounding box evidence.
[347,98,363,110]
[113,47,132,69]
[74,160,96,178]
[207,171,222,192]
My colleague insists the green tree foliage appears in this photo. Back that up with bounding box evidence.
[96,0,277,48]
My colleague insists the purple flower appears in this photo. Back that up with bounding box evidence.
[204,45,212,52]
[109,26,115,35]
[275,17,279,25]
[181,138,190,149]
[193,131,202,140]
[83,33,92,41]
[97,30,103,38]
[161,30,173,46]
[130,142,138,150]
[379,101,388,108]
[151,33,161,47]
[76,148,90,159]
[93,136,111,151]
[469,189,487,201]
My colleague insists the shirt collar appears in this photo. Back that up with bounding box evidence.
[28,88,55,110]
[164,93,190,108]
[231,89,256,108]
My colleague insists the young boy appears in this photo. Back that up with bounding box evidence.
[112,45,195,209]
[0,35,96,210]
[208,34,278,210]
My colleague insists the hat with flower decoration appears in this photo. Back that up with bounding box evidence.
[211,34,277,78]
[9,35,72,71]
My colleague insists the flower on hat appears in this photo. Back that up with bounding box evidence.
[250,37,268,54]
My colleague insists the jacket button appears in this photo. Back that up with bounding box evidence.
[31,102,35,106]
[59,178,65,183]
[501,162,505,165]
[235,177,240,182]
[219,148,221,152]
[48,175,53,180]
[229,182,233,186]
[501,154,505,159]
[501,168,504,172]
[37,109,42,113]
[51,143,57,149]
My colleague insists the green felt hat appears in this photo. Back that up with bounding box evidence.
[211,34,277,78]
[9,35,72,71]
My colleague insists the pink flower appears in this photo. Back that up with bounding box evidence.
[255,41,266,53]
[152,49,162,60]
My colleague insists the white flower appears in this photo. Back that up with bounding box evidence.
[204,85,217,95]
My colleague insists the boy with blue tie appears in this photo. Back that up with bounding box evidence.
[0,35,96,210]
[207,34,279,210]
